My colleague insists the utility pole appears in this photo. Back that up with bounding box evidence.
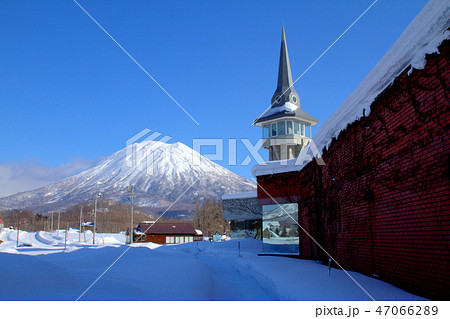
[57,211,61,236]
[16,210,22,248]
[64,223,68,251]
[79,206,83,242]
[93,192,101,245]
[128,184,134,244]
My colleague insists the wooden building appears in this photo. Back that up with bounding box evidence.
[134,221,203,244]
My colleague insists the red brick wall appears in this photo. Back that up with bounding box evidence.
[257,40,450,300]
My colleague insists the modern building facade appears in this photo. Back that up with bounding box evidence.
[222,192,262,240]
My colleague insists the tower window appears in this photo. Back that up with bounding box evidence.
[286,121,293,134]
[271,123,277,137]
[277,121,285,135]
[305,125,311,138]
[294,121,300,135]
[301,123,305,136]
[292,96,297,104]
[263,125,270,138]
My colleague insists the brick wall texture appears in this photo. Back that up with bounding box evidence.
[257,40,450,300]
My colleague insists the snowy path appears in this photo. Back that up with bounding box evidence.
[0,230,427,301]
[198,255,277,300]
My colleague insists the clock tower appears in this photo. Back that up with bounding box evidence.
[254,26,318,161]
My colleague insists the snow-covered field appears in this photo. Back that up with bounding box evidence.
[0,228,426,301]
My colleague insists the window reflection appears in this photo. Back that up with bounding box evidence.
[262,203,299,254]
[271,123,277,137]
[230,219,262,240]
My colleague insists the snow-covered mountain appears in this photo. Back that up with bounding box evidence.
[0,141,255,212]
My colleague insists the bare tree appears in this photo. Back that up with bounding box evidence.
[193,198,228,236]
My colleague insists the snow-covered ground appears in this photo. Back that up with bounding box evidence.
[0,228,426,301]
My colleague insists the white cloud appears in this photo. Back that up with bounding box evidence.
[0,158,96,198]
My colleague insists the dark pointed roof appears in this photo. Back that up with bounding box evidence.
[255,26,317,125]
[270,25,300,108]
[276,26,294,93]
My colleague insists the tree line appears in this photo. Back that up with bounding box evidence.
[0,200,156,233]
[1,197,229,237]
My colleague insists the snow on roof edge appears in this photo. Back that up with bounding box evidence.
[252,0,450,178]
[222,191,257,200]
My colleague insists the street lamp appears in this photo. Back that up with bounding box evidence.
[93,192,102,245]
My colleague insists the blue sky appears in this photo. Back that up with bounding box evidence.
[0,0,427,196]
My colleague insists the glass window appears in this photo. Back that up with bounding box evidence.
[277,121,285,135]
[188,236,194,243]
[230,219,262,240]
[286,121,293,134]
[262,203,299,254]
[271,123,277,137]
[175,236,180,243]
[294,121,300,135]
[263,125,270,138]
[305,125,311,138]
[166,236,174,244]
[301,123,305,136]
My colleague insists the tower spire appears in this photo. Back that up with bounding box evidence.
[271,25,300,108]
[254,24,318,161]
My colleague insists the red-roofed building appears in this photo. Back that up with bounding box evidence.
[134,222,203,244]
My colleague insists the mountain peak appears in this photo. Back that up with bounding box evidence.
[0,141,255,212]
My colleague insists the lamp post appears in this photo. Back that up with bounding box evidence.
[93,192,102,245]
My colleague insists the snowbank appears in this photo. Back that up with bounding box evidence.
[0,234,426,300]
[35,231,55,245]
[0,228,127,256]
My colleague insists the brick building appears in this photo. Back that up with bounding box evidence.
[251,1,449,300]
